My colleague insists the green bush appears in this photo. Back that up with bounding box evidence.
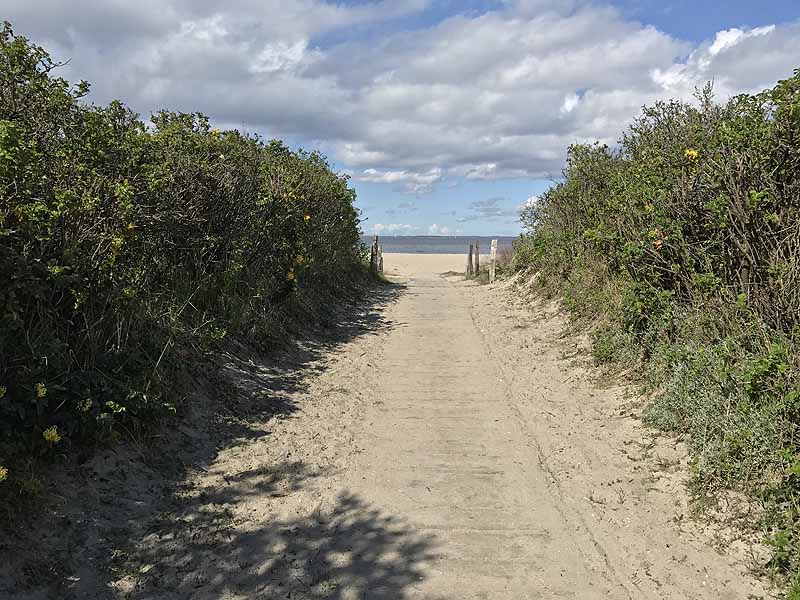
[0,23,367,466]
[514,71,800,591]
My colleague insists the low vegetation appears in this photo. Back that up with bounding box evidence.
[0,23,369,495]
[512,73,800,594]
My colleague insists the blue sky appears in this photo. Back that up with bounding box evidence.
[611,1,800,41]
[5,0,799,235]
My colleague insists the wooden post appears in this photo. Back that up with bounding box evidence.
[466,243,474,277]
[370,235,379,274]
[489,239,498,283]
[474,241,480,275]
[378,244,383,274]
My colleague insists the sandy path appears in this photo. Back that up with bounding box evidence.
[347,258,622,597]
[107,253,768,599]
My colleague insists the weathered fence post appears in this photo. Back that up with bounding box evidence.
[378,244,383,274]
[489,239,498,283]
[474,241,480,275]
[370,235,379,275]
[466,243,474,277]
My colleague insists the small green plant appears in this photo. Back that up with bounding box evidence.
[591,325,637,365]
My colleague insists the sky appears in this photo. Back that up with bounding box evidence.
[5,1,799,236]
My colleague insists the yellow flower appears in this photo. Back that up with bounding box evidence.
[296,255,304,265]
[0,466,7,483]
[211,127,221,135]
[43,426,61,444]
[35,382,47,398]
[287,270,295,281]
[303,214,311,221]
[684,148,699,160]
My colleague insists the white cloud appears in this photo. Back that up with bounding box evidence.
[5,2,800,192]
[457,197,524,222]
[708,25,775,57]
[651,24,795,98]
[371,223,418,235]
[428,223,452,235]
[358,167,444,195]
[464,164,499,180]
[560,93,580,114]
[251,39,313,74]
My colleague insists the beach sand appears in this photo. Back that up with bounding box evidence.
[382,252,486,279]
[44,250,766,599]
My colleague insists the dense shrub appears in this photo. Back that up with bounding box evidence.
[0,24,366,465]
[514,73,800,592]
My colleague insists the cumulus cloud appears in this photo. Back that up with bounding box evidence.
[357,167,443,195]
[370,223,418,235]
[708,25,775,57]
[458,197,523,222]
[560,93,581,114]
[428,224,452,235]
[5,1,800,192]
[651,23,797,98]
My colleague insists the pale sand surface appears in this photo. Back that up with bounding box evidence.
[383,252,485,278]
[60,253,767,599]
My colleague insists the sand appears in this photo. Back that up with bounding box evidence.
[22,253,767,599]
[383,252,469,277]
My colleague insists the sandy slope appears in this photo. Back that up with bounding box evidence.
[36,253,768,599]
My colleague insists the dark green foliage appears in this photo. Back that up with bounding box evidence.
[514,72,800,590]
[0,24,366,459]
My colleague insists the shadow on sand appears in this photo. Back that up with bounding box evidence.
[210,281,407,433]
[114,461,437,598]
[4,281,441,600]
[104,281,438,598]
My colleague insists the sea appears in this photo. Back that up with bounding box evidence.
[360,235,519,254]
